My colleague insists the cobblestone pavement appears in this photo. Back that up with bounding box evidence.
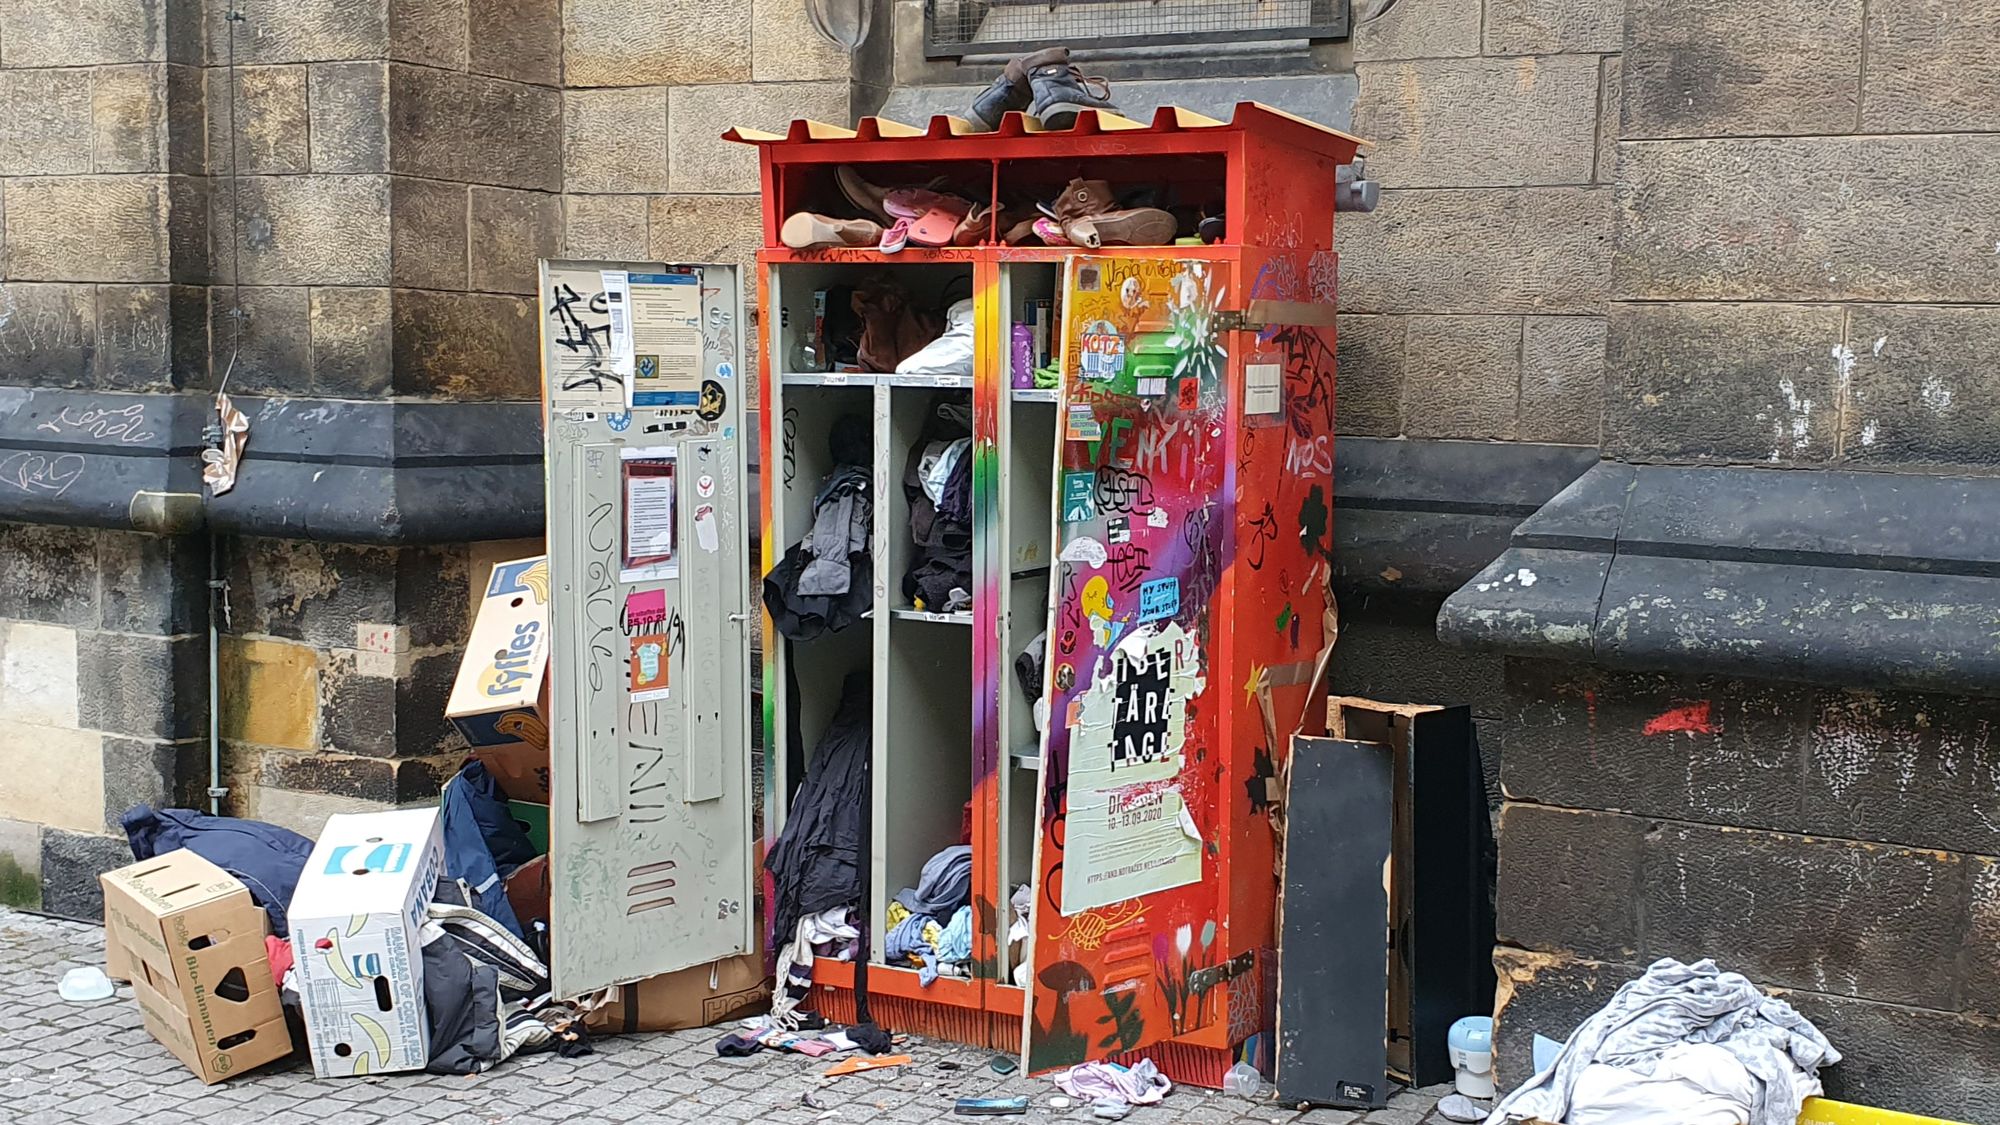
[3,908,1458,1125]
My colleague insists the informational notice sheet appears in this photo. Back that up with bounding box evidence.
[627,270,705,408]
[620,447,677,581]
[1058,622,1207,915]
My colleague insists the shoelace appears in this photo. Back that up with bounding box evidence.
[1038,64,1112,102]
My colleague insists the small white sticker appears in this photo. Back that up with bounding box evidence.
[1059,536,1108,568]
[1146,508,1169,529]
[1245,362,1282,415]
[696,474,715,498]
[694,503,719,552]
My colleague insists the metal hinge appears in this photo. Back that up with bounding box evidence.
[1216,299,1342,334]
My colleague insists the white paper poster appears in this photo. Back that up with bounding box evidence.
[619,446,677,581]
[627,271,704,409]
[1245,362,1282,415]
[1058,622,1207,915]
[544,265,626,412]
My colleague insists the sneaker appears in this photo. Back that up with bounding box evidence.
[781,212,885,250]
[1028,62,1118,129]
[967,47,1072,131]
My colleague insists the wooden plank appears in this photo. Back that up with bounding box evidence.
[1277,736,1394,1110]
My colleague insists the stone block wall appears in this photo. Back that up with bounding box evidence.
[0,525,207,916]
[205,0,562,401]
[560,0,858,408]
[1335,0,1618,444]
[1605,0,2000,469]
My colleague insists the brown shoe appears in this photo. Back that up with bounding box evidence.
[836,166,893,224]
[1061,208,1178,248]
[781,212,885,249]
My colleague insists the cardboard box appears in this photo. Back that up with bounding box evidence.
[583,951,771,1034]
[288,808,444,1077]
[472,737,551,803]
[447,555,551,749]
[99,850,291,1083]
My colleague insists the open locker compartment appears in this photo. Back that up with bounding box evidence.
[539,259,757,1001]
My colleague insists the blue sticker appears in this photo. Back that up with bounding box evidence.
[718,361,735,380]
[723,425,735,439]
[607,411,632,432]
[1062,472,1097,522]
[1138,577,1180,623]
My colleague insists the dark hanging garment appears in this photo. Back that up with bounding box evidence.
[764,417,876,642]
[763,673,873,947]
[901,399,975,611]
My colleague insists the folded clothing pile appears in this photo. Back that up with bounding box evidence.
[885,844,975,986]
[1486,957,1840,1125]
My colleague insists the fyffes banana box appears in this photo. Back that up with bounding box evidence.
[100,849,292,1083]
[446,556,552,749]
[288,807,445,1078]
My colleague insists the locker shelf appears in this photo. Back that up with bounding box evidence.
[780,371,876,386]
[884,373,973,389]
[891,607,972,625]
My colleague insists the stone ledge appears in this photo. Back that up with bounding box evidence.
[0,387,543,543]
[1332,437,1599,596]
[1440,462,2000,696]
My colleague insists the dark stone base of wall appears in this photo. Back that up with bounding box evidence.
[1494,948,2000,1122]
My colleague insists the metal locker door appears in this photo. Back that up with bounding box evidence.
[539,259,754,999]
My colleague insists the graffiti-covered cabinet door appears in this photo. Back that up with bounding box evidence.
[1026,255,1235,1071]
[540,260,754,999]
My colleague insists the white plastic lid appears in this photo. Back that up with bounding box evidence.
[58,966,115,1002]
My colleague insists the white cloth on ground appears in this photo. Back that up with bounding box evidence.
[1486,958,1837,1125]
[1054,1059,1172,1106]
[1567,1044,1761,1125]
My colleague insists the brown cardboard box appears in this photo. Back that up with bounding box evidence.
[584,952,771,1034]
[100,850,291,1083]
[472,735,551,803]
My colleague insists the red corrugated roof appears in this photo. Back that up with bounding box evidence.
[723,102,1367,161]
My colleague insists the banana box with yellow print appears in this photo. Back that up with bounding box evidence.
[446,555,552,749]
[288,807,445,1078]
[99,849,291,1083]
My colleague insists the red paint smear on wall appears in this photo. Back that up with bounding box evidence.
[1643,701,1718,736]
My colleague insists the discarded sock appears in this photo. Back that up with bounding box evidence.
[716,1033,765,1057]
[846,1023,893,1055]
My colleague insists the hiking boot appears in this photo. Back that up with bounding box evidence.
[1028,62,1117,129]
[781,212,885,250]
[967,47,1072,131]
